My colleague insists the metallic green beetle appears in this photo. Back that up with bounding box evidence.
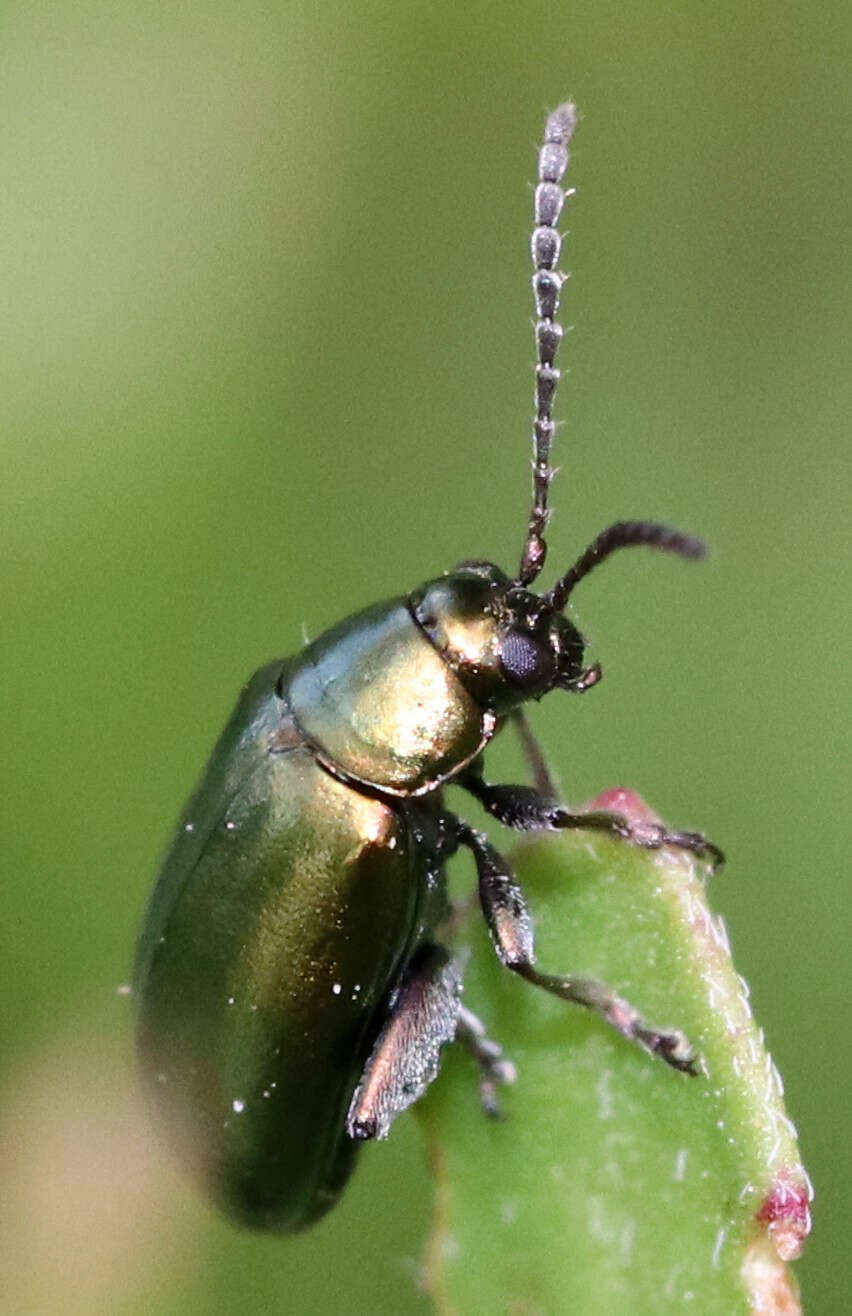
[134,103,721,1232]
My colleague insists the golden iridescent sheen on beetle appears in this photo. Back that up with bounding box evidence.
[134,103,721,1231]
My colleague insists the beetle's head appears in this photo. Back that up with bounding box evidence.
[412,521,705,716]
[411,561,592,716]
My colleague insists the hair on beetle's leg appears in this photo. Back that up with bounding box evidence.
[457,769,723,870]
[454,820,700,1075]
[511,707,560,798]
[456,1003,517,1119]
[346,943,462,1141]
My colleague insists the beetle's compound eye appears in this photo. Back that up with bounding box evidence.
[499,630,555,692]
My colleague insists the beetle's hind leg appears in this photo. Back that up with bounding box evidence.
[456,1004,516,1119]
[455,820,700,1075]
[347,943,462,1141]
[458,761,723,870]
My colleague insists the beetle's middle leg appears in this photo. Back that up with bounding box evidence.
[347,943,462,1142]
[347,940,516,1140]
[510,707,559,797]
[457,761,724,869]
[454,819,699,1075]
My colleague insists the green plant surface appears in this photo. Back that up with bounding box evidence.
[3,3,848,1310]
[422,790,810,1315]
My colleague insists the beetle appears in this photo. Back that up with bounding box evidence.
[134,102,721,1232]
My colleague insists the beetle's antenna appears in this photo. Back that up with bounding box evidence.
[517,102,578,587]
[544,520,706,611]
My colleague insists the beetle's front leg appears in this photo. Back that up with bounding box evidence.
[458,766,724,869]
[455,821,700,1075]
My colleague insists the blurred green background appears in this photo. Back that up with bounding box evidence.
[1,1,848,1311]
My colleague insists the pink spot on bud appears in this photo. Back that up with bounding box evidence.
[756,1170,812,1261]
[589,787,660,827]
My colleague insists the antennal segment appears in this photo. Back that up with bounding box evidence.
[545,520,706,612]
[518,102,578,587]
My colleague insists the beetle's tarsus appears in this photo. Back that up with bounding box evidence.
[348,1118,378,1141]
[456,1003,516,1121]
[515,964,701,1078]
[657,828,725,870]
[577,813,725,871]
[637,1025,700,1076]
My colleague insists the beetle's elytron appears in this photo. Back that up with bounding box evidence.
[135,102,721,1231]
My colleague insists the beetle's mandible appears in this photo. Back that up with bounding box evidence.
[134,102,722,1231]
